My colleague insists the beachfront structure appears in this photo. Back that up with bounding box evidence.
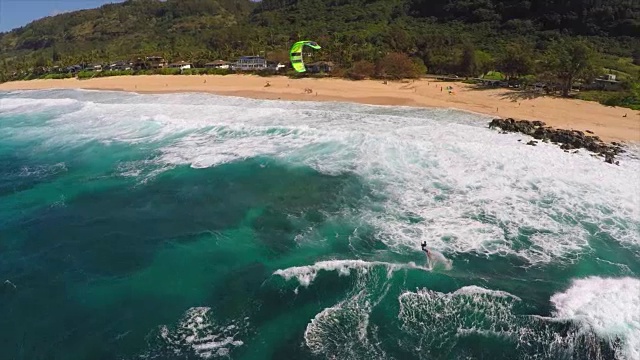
[85,64,103,72]
[232,56,268,71]
[306,61,334,73]
[204,60,230,69]
[475,78,502,87]
[591,74,622,91]
[168,61,192,70]
[146,56,167,69]
[266,61,287,72]
[65,64,83,73]
[109,61,132,71]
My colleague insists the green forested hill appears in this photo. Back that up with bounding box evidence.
[0,0,255,62]
[408,0,640,37]
[0,0,638,77]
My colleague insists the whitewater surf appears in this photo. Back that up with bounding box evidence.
[1,89,638,360]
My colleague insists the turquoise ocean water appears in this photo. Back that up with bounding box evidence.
[0,89,639,360]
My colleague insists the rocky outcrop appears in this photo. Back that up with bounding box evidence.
[488,118,625,164]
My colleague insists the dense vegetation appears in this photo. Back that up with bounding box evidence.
[0,0,638,107]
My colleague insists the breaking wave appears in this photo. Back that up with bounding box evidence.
[273,259,432,287]
[551,277,640,360]
[2,90,637,265]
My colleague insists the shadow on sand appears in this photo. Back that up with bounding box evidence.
[468,84,547,102]
[497,89,547,102]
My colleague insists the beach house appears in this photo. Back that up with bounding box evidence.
[65,64,83,74]
[266,61,287,72]
[232,56,268,71]
[109,61,131,71]
[168,61,192,70]
[145,56,168,69]
[204,60,230,69]
[85,64,103,72]
[306,61,334,73]
[591,74,623,91]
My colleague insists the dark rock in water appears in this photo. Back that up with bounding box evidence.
[605,155,614,164]
[532,120,546,127]
[489,118,626,164]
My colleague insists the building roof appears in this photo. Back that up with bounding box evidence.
[594,79,620,83]
[169,61,192,66]
[308,61,334,66]
[206,60,229,65]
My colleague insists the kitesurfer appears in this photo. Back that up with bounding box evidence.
[421,241,430,257]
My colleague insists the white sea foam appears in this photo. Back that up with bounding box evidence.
[398,285,626,359]
[2,90,638,264]
[550,277,640,360]
[0,97,81,113]
[304,290,388,359]
[16,162,67,178]
[397,285,523,344]
[299,258,395,359]
[273,259,431,287]
[151,307,247,359]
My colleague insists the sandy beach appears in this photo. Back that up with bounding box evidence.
[1,74,638,142]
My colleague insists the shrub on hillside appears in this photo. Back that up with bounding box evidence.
[376,53,421,79]
[154,68,181,75]
[348,60,375,80]
[77,71,94,79]
[204,68,231,75]
[601,92,640,110]
[44,73,73,79]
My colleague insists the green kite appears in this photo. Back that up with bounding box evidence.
[289,40,321,73]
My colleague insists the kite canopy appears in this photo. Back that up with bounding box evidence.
[290,40,321,73]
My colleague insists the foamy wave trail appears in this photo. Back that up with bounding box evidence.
[398,285,625,359]
[298,259,396,359]
[141,307,248,359]
[551,277,640,360]
[273,259,431,287]
[427,249,453,270]
[398,285,522,358]
[304,289,390,359]
[1,89,639,265]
